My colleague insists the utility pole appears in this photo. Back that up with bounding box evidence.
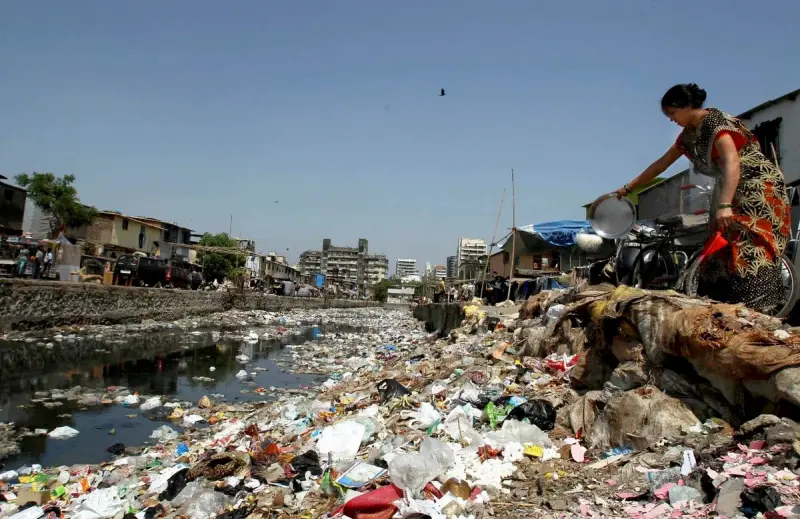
[507,169,517,301]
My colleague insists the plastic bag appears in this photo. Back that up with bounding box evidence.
[70,486,125,519]
[48,426,79,440]
[441,406,474,442]
[404,402,441,429]
[235,370,249,380]
[350,416,381,443]
[487,419,552,448]
[121,394,139,407]
[388,453,440,498]
[150,425,179,442]
[376,379,410,402]
[317,421,366,462]
[419,437,454,475]
[182,489,231,519]
[140,397,162,411]
[506,399,556,431]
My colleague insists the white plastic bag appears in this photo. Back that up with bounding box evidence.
[170,481,203,506]
[235,370,249,380]
[419,437,455,475]
[405,402,441,429]
[487,419,552,448]
[388,453,441,498]
[150,425,179,442]
[182,489,231,519]
[48,426,79,440]
[441,407,474,442]
[140,397,162,411]
[121,394,139,407]
[70,487,125,519]
[317,421,366,461]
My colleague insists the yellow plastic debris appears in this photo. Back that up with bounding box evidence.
[524,444,544,458]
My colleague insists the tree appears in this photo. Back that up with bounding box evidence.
[372,279,397,302]
[14,172,97,233]
[197,232,239,283]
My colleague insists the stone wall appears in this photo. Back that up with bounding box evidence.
[0,279,378,331]
[413,303,465,337]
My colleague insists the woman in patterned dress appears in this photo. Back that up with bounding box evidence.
[615,83,791,314]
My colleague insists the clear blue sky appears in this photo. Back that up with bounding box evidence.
[2,1,799,270]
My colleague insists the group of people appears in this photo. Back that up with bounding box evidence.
[16,246,54,279]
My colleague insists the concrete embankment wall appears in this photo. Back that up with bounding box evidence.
[413,303,465,337]
[0,279,378,331]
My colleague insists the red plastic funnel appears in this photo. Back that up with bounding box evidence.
[699,231,729,259]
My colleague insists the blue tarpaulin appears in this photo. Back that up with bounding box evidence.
[498,220,594,252]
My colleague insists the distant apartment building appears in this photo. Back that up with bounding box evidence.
[446,256,457,279]
[457,238,487,280]
[434,264,447,279]
[457,238,486,266]
[395,258,418,278]
[297,238,388,288]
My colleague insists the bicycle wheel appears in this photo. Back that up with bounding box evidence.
[630,245,678,289]
[684,254,799,318]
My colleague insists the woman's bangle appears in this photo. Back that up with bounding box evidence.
[623,184,632,194]
[718,203,733,209]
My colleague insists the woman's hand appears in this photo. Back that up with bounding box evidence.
[614,187,629,199]
[715,207,734,232]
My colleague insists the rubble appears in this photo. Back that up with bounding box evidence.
[2,289,800,519]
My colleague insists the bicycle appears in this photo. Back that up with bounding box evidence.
[626,184,799,318]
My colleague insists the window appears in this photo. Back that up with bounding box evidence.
[3,189,13,202]
[122,218,129,230]
[752,117,782,163]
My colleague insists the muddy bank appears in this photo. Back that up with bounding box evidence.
[0,279,378,331]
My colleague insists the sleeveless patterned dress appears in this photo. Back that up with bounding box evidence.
[675,108,791,313]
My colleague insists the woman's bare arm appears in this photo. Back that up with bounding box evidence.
[626,146,683,193]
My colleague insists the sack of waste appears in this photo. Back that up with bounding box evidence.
[579,386,698,450]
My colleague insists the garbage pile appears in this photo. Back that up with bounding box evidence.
[2,289,800,518]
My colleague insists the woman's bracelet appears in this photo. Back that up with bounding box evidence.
[718,203,733,209]
[623,184,632,194]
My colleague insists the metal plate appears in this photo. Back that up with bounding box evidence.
[589,194,637,239]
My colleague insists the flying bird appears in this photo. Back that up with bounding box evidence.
[439,88,446,97]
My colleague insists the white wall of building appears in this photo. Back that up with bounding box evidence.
[739,93,800,185]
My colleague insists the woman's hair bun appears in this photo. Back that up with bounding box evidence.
[661,83,707,109]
